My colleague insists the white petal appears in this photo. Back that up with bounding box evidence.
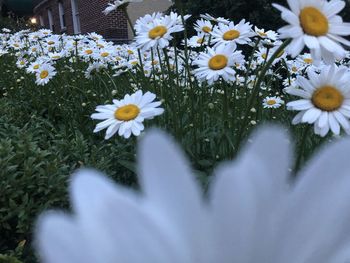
[210,126,291,263]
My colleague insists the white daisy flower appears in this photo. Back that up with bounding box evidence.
[263,96,285,109]
[194,19,213,34]
[254,26,278,41]
[103,0,143,15]
[273,0,350,63]
[286,64,350,136]
[200,13,230,25]
[36,126,350,263]
[193,44,244,85]
[255,43,287,65]
[35,64,57,86]
[211,20,254,49]
[135,16,184,50]
[91,90,164,139]
[186,34,208,48]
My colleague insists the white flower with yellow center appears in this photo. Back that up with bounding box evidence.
[194,19,213,34]
[263,96,285,109]
[255,42,288,65]
[273,0,350,63]
[254,26,278,41]
[187,34,208,48]
[91,90,164,139]
[211,20,254,49]
[286,65,350,136]
[193,44,244,85]
[35,63,57,86]
[135,16,184,50]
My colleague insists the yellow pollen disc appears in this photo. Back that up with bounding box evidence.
[20,61,25,65]
[85,50,93,54]
[131,61,138,65]
[47,41,55,45]
[197,38,204,44]
[258,31,267,37]
[52,56,60,59]
[304,58,313,64]
[299,7,329,36]
[292,66,298,72]
[114,104,140,121]
[267,99,276,105]
[202,26,212,33]
[262,53,267,59]
[34,65,40,70]
[208,55,228,70]
[223,30,240,41]
[152,60,158,65]
[40,70,49,79]
[32,48,37,52]
[14,44,19,47]
[127,50,134,55]
[101,52,109,57]
[312,85,344,111]
[148,26,168,39]
[97,44,105,48]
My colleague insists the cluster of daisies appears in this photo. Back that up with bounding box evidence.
[1,0,350,139]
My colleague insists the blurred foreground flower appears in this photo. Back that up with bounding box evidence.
[36,126,350,262]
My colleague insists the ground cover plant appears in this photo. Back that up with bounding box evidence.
[2,0,350,261]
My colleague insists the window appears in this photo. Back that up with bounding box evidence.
[58,2,66,30]
[70,0,81,34]
[39,15,44,27]
[47,9,54,31]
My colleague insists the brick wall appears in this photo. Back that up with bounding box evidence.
[34,0,128,41]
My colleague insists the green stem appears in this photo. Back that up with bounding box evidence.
[234,38,292,152]
[293,125,311,174]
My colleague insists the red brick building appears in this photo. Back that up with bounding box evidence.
[33,0,129,42]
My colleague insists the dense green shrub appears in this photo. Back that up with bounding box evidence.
[0,99,137,262]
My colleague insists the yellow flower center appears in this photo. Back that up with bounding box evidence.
[101,52,109,57]
[40,70,49,79]
[97,44,105,48]
[20,61,25,65]
[258,31,267,37]
[304,58,313,64]
[292,66,298,72]
[312,85,344,111]
[299,7,329,36]
[52,56,60,59]
[262,53,267,59]
[47,41,55,45]
[114,104,140,121]
[267,99,277,105]
[34,64,40,70]
[208,55,228,70]
[197,38,204,44]
[148,26,168,39]
[85,49,93,54]
[32,48,37,52]
[202,26,211,33]
[127,50,134,55]
[223,30,240,41]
